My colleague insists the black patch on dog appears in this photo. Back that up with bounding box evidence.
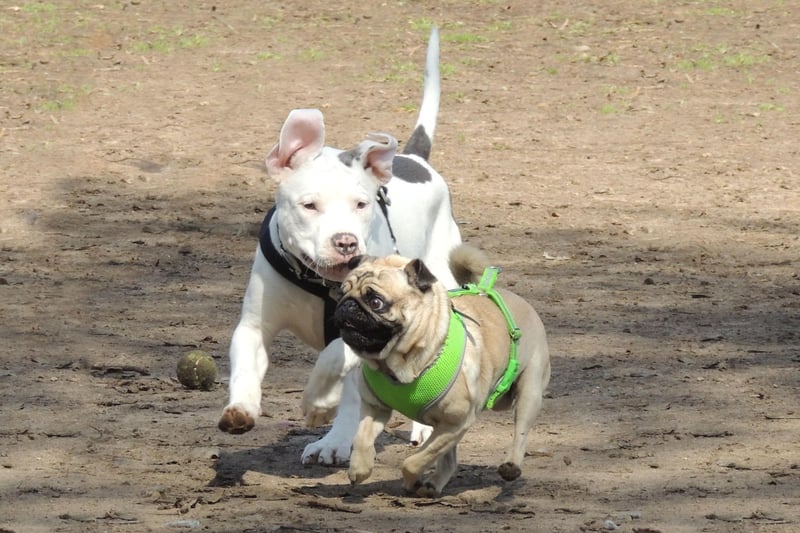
[403,125,432,160]
[339,144,431,183]
[392,155,431,183]
[334,298,398,354]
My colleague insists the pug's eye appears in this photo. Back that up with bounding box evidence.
[367,294,386,312]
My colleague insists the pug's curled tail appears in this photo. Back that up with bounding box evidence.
[449,244,491,286]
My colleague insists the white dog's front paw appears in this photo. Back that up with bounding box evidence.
[409,421,433,446]
[301,434,352,466]
[218,403,259,434]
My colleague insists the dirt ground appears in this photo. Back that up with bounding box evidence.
[1,1,798,532]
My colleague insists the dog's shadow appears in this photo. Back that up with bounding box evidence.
[299,462,525,504]
[209,424,404,487]
[209,424,526,504]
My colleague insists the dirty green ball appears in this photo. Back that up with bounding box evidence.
[176,350,217,390]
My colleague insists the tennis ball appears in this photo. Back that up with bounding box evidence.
[176,350,217,390]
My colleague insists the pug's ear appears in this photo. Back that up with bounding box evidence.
[404,259,437,292]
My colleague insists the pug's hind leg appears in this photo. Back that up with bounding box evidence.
[348,404,391,485]
[402,425,468,495]
[416,445,458,498]
[499,367,546,481]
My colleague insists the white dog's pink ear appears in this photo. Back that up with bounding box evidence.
[362,132,397,184]
[266,109,326,180]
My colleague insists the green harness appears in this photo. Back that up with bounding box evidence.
[361,267,522,421]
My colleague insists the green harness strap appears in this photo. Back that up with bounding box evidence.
[448,267,522,409]
[361,267,521,421]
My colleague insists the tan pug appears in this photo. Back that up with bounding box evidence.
[334,245,551,497]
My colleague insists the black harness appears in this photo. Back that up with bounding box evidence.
[258,189,397,346]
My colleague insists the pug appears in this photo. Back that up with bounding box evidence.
[334,245,551,497]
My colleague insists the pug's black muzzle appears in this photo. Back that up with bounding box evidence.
[333,298,397,355]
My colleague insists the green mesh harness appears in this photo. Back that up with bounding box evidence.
[361,267,522,421]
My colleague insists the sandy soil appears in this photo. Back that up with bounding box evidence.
[1,1,798,532]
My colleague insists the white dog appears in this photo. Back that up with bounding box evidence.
[218,28,463,465]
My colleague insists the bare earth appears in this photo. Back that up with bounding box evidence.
[1,1,798,532]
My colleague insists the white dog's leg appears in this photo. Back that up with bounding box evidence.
[219,254,286,434]
[218,318,275,432]
[301,368,361,465]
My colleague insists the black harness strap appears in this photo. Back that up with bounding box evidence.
[378,186,400,254]
[259,207,340,346]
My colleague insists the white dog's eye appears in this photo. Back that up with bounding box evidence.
[356,200,368,210]
[302,202,318,211]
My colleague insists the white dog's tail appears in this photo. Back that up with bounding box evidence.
[403,26,440,161]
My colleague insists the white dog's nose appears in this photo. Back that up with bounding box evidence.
[332,233,358,257]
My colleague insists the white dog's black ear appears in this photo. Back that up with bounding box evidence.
[404,258,437,292]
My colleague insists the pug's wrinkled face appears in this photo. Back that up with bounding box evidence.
[333,255,437,358]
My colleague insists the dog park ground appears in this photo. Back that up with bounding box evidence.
[1,1,798,531]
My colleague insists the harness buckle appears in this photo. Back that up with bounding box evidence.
[477,266,502,292]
